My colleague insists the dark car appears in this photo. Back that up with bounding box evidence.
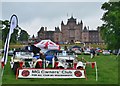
[41,49,60,63]
[112,49,119,55]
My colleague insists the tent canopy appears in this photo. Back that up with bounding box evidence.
[34,40,60,50]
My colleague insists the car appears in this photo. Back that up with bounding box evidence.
[102,50,110,55]
[10,50,42,75]
[57,50,76,61]
[40,49,60,63]
[70,45,81,51]
[55,50,78,69]
[8,50,14,56]
[112,49,119,55]
[83,49,91,55]
[74,49,82,55]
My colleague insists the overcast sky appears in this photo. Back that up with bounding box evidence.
[1,0,109,37]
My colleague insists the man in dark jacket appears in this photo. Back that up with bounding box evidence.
[90,47,95,59]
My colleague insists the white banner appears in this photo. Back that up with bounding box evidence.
[48,45,59,50]
[17,69,86,79]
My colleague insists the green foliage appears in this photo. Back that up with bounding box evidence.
[18,30,29,41]
[100,1,120,49]
[0,28,2,40]
[2,27,9,43]
[1,20,29,44]
[0,40,2,48]
[10,29,19,43]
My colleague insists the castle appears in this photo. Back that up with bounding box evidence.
[36,16,103,44]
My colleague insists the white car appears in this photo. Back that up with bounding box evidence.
[102,50,110,55]
[57,51,76,61]
[84,50,91,55]
[56,51,76,68]
[74,50,82,55]
[55,50,86,69]
[10,51,42,75]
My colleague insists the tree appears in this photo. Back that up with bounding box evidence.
[1,20,29,44]
[18,29,29,42]
[1,20,19,43]
[100,1,120,49]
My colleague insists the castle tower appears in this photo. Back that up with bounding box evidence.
[61,16,83,43]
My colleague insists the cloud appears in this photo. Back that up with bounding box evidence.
[2,2,106,36]
[2,0,109,2]
[20,17,63,37]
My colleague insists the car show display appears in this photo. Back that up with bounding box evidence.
[1,15,98,82]
[10,49,88,79]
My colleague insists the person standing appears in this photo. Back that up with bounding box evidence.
[90,47,95,59]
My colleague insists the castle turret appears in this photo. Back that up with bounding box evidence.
[61,21,64,25]
[55,27,60,32]
[67,16,76,24]
[80,20,83,24]
[83,26,88,32]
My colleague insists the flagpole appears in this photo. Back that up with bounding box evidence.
[95,62,98,81]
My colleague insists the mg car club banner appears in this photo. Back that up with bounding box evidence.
[17,69,86,79]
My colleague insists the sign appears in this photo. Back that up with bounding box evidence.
[17,69,86,79]
[2,14,18,66]
[48,45,60,50]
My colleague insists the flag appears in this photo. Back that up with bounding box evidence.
[91,62,95,69]
[1,14,18,67]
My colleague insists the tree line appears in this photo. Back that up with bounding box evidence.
[100,1,120,49]
[0,20,29,44]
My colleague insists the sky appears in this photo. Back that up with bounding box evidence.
[1,0,109,37]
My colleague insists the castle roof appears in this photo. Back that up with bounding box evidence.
[38,27,44,33]
[67,16,76,24]
[83,26,87,31]
[55,27,60,32]
[61,21,64,25]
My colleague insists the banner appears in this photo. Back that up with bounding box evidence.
[2,14,18,66]
[17,69,86,79]
[48,45,60,50]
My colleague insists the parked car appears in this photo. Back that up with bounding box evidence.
[8,50,14,56]
[57,50,76,61]
[112,49,119,55]
[41,49,60,63]
[70,45,81,51]
[56,50,86,69]
[56,50,77,69]
[74,50,82,55]
[10,51,37,74]
[83,49,91,55]
[102,50,110,55]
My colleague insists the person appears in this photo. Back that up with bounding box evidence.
[90,47,95,59]
[39,50,45,60]
[64,46,68,51]
[76,57,87,63]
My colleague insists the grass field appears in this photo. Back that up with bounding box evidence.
[0,40,2,49]
[1,54,119,85]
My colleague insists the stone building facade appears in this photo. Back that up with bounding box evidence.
[61,16,83,43]
[37,16,103,44]
[37,27,54,41]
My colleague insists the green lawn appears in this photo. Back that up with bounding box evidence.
[1,54,119,85]
[0,40,2,49]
